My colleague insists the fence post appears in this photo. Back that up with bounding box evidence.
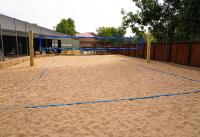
[147,34,153,63]
[28,30,34,66]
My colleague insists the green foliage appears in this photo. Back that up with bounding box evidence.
[97,27,126,37]
[122,0,200,41]
[96,26,126,47]
[56,18,76,36]
[178,0,200,40]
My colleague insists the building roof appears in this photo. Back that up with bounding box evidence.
[0,14,63,37]
[76,32,97,37]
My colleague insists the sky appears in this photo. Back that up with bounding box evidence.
[0,0,137,36]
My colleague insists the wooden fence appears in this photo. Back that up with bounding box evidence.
[112,42,200,67]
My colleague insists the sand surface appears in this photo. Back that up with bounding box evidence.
[0,55,200,137]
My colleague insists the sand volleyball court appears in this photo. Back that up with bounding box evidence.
[0,55,200,137]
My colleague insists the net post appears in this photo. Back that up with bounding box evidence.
[147,34,152,63]
[28,30,34,66]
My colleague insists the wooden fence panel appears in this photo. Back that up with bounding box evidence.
[135,45,144,58]
[143,45,147,58]
[123,44,130,56]
[170,43,178,63]
[129,44,136,57]
[121,42,200,68]
[170,43,190,65]
[155,43,165,61]
[176,43,190,65]
[190,43,200,67]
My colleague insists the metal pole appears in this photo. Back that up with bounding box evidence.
[39,28,42,53]
[25,23,29,55]
[52,39,55,53]
[0,23,5,61]
[39,35,42,53]
[72,38,74,55]
[45,34,47,49]
[44,33,47,54]
[45,34,47,54]
[14,18,19,57]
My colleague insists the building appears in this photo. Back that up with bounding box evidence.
[75,32,97,48]
[0,14,79,58]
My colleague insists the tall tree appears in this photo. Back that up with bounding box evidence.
[97,27,126,37]
[56,18,76,36]
[96,26,126,47]
[179,0,200,40]
[121,0,200,41]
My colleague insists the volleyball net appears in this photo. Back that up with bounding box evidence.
[38,35,145,54]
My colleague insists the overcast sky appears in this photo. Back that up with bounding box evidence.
[0,0,137,36]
